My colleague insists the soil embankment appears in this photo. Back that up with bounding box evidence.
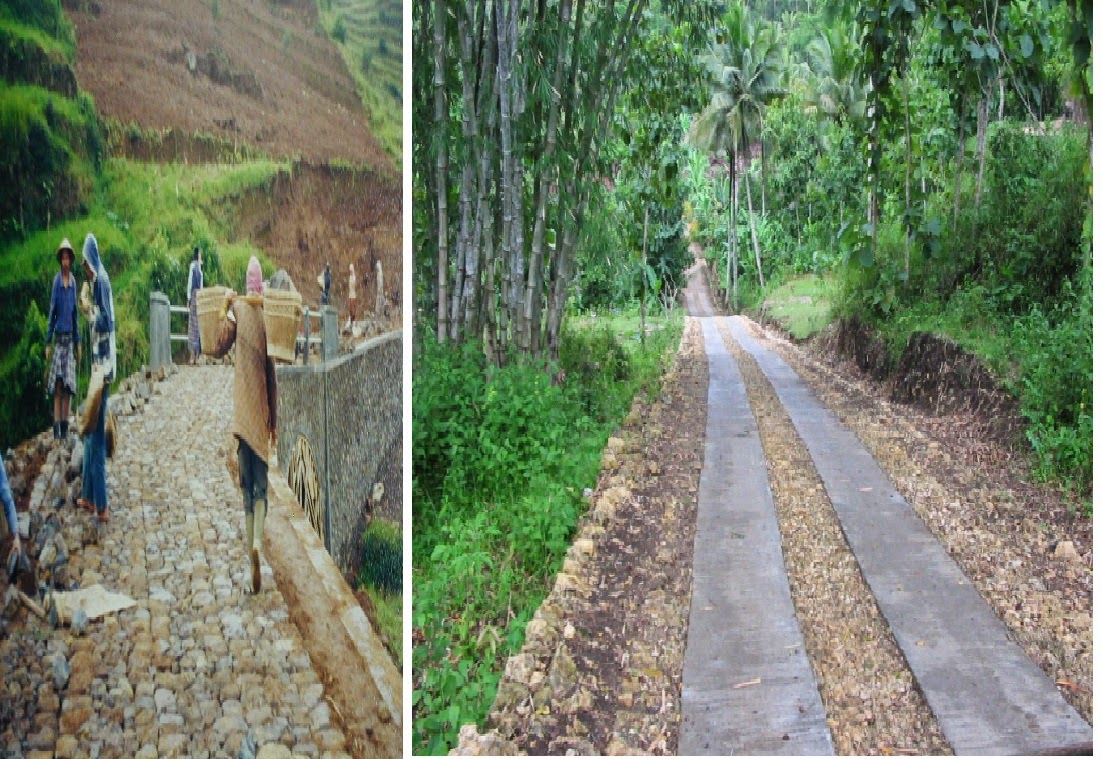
[67,0,403,329]
[229,162,402,320]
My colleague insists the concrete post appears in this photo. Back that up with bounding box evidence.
[321,306,338,361]
[149,291,171,371]
[375,261,384,315]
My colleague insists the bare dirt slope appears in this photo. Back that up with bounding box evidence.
[68,0,392,171]
[67,0,402,328]
[228,162,402,322]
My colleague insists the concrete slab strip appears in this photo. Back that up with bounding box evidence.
[726,316,1092,755]
[680,317,833,756]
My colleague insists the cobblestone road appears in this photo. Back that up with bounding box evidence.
[2,365,352,758]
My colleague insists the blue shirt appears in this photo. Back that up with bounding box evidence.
[46,271,80,345]
[0,461,16,540]
[188,261,204,301]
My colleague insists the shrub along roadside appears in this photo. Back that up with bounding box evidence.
[358,519,403,667]
[831,124,1091,505]
[413,310,683,754]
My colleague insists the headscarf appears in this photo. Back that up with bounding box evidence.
[82,233,117,380]
[246,256,263,296]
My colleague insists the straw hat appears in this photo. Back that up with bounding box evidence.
[56,238,75,263]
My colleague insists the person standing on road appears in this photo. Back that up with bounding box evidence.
[45,238,82,442]
[76,278,97,514]
[212,256,278,594]
[318,263,332,306]
[347,262,358,327]
[80,232,116,523]
[187,247,204,365]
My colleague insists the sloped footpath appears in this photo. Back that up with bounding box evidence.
[0,363,398,758]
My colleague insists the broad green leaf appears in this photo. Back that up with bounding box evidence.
[1019,33,1034,58]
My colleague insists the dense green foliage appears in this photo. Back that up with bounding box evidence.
[684,1,1091,498]
[0,301,50,446]
[413,313,683,753]
[360,518,402,594]
[0,1,101,244]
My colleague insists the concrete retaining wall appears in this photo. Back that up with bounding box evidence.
[276,331,402,577]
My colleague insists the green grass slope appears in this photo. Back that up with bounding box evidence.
[317,0,402,162]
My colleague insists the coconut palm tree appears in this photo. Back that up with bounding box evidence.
[687,1,784,309]
[805,22,866,129]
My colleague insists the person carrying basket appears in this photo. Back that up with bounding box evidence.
[211,256,278,594]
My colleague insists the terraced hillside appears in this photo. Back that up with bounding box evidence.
[0,0,402,445]
[319,0,402,160]
[68,0,394,170]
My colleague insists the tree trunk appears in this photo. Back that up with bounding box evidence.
[449,2,481,341]
[759,144,766,214]
[641,206,648,348]
[745,171,764,289]
[903,71,912,281]
[729,149,739,311]
[974,85,990,213]
[867,91,879,258]
[997,72,1005,121]
[495,0,522,346]
[953,94,966,229]
[545,189,586,360]
[433,0,449,342]
[522,0,573,354]
[450,162,473,340]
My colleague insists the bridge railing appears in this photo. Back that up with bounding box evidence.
[150,291,339,370]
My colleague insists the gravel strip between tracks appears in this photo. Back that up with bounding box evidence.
[719,319,952,755]
[744,320,1093,724]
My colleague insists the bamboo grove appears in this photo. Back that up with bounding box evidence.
[413,0,717,360]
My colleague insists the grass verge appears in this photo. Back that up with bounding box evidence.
[758,274,835,340]
[412,308,684,754]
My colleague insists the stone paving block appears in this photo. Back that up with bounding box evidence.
[54,735,79,758]
[158,733,188,756]
[0,367,354,756]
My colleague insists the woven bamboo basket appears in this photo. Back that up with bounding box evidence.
[263,289,303,363]
[196,286,229,356]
